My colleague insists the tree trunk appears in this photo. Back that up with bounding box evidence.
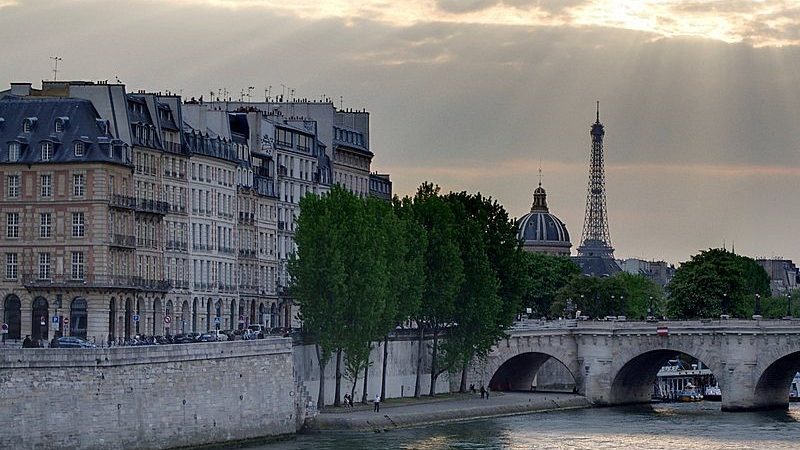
[414,325,425,398]
[460,360,468,393]
[380,334,389,400]
[429,327,439,397]
[334,348,342,407]
[315,344,327,410]
[361,344,370,404]
[350,377,357,406]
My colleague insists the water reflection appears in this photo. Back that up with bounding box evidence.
[246,404,800,450]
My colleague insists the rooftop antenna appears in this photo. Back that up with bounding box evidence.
[339,96,344,110]
[281,84,287,101]
[538,159,543,187]
[49,56,62,81]
[114,75,122,84]
[290,88,295,102]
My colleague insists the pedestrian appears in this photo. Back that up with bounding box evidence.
[373,393,381,412]
[486,386,490,399]
[480,385,486,399]
[470,384,476,394]
[22,335,32,348]
[50,337,59,348]
[343,394,351,408]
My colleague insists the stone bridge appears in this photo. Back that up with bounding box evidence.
[466,319,800,411]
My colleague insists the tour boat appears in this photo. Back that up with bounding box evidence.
[703,385,722,401]
[677,384,703,402]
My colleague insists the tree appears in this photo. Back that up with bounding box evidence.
[666,248,770,319]
[406,183,464,398]
[379,198,426,401]
[521,253,580,318]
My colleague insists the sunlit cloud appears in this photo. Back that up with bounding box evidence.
[151,0,800,47]
[0,0,18,8]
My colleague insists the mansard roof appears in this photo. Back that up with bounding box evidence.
[0,95,130,165]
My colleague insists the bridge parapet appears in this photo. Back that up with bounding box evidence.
[509,319,800,337]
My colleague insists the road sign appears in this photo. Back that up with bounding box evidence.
[52,316,59,324]
[239,315,245,323]
[63,317,69,325]
[1,323,7,334]
[214,317,221,324]
[133,314,140,322]
[164,316,172,324]
[40,316,46,326]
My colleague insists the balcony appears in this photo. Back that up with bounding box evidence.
[239,212,255,225]
[110,234,136,249]
[22,274,171,292]
[218,246,236,255]
[239,248,256,258]
[110,194,136,209]
[278,165,288,177]
[278,221,286,231]
[166,240,188,252]
[135,198,169,215]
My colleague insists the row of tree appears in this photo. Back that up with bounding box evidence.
[291,184,782,407]
[290,184,527,407]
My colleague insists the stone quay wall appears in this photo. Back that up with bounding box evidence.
[0,338,298,450]
[294,330,452,406]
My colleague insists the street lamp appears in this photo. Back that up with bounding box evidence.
[610,295,615,318]
[647,296,654,320]
[754,294,762,318]
[620,295,625,319]
[721,293,729,318]
[565,298,576,319]
[788,293,792,318]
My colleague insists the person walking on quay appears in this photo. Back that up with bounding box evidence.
[374,393,381,412]
[480,385,486,399]
[22,335,32,348]
[49,337,59,348]
[486,386,490,399]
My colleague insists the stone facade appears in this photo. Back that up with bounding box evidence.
[0,338,297,450]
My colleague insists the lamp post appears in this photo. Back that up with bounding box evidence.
[788,293,792,318]
[610,295,615,318]
[754,294,762,319]
[620,295,625,319]
[721,293,729,318]
[647,296,654,321]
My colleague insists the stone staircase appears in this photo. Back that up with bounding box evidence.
[293,368,316,430]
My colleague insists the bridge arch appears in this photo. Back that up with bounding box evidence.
[490,352,578,392]
[608,346,724,405]
[753,350,800,410]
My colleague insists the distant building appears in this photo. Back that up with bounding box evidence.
[369,173,392,201]
[617,258,676,288]
[517,181,572,257]
[755,259,799,296]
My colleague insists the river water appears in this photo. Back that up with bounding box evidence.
[248,403,800,450]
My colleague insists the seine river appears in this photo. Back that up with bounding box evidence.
[249,403,800,450]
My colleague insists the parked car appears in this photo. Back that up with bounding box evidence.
[57,336,96,348]
[211,330,228,341]
[197,333,217,342]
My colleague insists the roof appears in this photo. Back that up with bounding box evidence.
[0,95,130,166]
[572,255,622,277]
[517,211,571,244]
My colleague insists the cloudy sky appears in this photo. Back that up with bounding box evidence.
[2,0,800,264]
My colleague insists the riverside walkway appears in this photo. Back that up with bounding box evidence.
[307,391,589,431]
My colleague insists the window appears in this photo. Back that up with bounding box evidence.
[40,213,51,238]
[8,143,20,162]
[71,252,85,280]
[41,142,53,161]
[38,253,51,280]
[73,174,85,197]
[23,121,31,133]
[55,121,64,133]
[7,174,19,198]
[74,142,84,157]
[40,174,52,197]
[5,253,18,280]
[72,212,85,237]
[276,128,292,147]
[6,212,18,238]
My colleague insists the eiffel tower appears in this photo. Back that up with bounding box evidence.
[575,102,620,276]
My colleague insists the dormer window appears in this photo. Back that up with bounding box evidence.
[41,142,53,161]
[8,143,20,162]
[55,121,64,133]
[23,121,31,133]
[74,142,85,157]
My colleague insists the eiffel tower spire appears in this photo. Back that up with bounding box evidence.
[578,101,614,258]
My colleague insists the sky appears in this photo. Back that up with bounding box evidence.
[2,0,800,265]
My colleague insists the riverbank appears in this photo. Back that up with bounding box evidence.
[305,391,590,432]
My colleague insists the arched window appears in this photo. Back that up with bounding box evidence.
[270,303,277,329]
[206,298,212,332]
[70,297,88,340]
[192,297,198,332]
[124,298,132,339]
[229,299,236,331]
[31,297,49,341]
[3,295,21,340]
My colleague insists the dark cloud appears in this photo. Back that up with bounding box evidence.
[435,0,498,13]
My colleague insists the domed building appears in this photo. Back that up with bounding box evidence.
[517,182,572,256]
